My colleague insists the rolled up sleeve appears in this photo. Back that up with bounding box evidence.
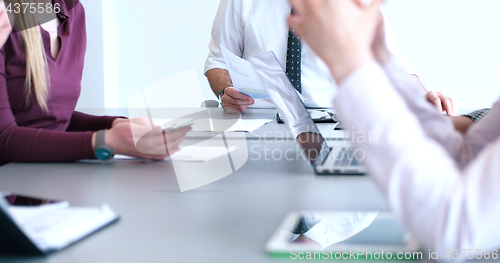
[204,0,244,75]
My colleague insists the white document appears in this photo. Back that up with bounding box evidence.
[8,205,118,252]
[152,118,194,129]
[170,146,239,162]
[115,146,239,163]
[227,119,273,132]
[153,118,272,133]
[220,45,269,99]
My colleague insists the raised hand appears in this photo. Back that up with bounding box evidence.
[287,0,384,82]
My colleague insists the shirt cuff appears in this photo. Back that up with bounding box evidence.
[102,116,121,129]
[82,131,97,160]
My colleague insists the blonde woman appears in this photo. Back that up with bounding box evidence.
[0,0,190,165]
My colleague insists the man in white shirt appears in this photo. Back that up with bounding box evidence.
[205,0,457,115]
[288,0,500,258]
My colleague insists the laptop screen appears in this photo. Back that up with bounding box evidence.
[250,52,331,165]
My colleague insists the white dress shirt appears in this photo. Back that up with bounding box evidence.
[205,0,415,107]
[333,57,500,260]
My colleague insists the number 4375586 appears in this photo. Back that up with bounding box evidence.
[6,3,61,14]
[443,249,498,260]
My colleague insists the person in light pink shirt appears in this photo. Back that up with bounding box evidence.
[288,0,500,259]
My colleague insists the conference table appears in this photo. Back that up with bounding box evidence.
[0,107,446,262]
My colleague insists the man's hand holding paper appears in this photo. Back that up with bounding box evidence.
[219,45,270,113]
[221,87,255,113]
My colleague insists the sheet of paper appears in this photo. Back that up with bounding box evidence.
[153,118,272,132]
[250,99,275,109]
[170,146,239,162]
[115,146,239,163]
[152,118,194,129]
[208,119,272,132]
[8,205,118,251]
[220,45,269,99]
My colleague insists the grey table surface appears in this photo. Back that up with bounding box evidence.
[0,139,390,263]
[0,108,486,263]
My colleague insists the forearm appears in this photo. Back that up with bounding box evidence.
[451,116,475,135]
[206,68,233,97]
[67,111,122,132]
[0,127,96,164]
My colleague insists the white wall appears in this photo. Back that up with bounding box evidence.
[76,0,105,108]
[111,0,220,108]
[79,0,500,110]
[384,0,500,109]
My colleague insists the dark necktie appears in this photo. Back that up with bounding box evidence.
[286,15,302,93]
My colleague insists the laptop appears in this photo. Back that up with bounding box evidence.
[250,52,365,175]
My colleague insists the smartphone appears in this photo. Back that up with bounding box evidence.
[4,194,69,208]
[266,211,421,259]
[163,122,194,133]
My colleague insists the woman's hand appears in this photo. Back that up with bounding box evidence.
[0,2,12,48]
[101,117,191,160]
[287,0,384,82]
[111,118,129,127]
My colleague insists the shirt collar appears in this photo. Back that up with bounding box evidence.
[53,0,70,19]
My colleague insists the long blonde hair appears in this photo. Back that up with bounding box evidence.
[13,0,50,111]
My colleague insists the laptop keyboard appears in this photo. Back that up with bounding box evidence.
[329,147,363,167]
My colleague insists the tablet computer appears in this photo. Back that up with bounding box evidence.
[266,211,421,260]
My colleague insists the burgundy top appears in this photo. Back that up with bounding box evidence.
[0,0,119,165]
